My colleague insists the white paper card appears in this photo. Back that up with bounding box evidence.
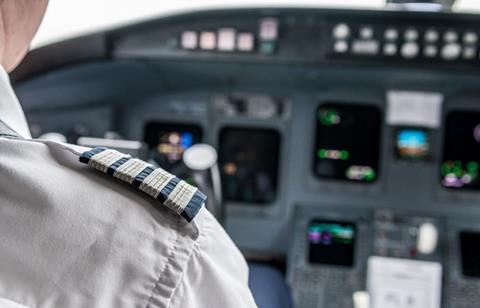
[367,256,442,308]
[386,91,443,128]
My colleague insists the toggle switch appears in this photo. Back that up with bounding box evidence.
[417,222,438,255]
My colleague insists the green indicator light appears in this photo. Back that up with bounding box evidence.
[467,161,479,172]
[454,160,462,168]
[340,150,350,160]
[319,109,340,126]
[327,111,338,124]
[317,149,327,158]
[365,169,377,181]
[441,163,451,177]
[454,167,463,177]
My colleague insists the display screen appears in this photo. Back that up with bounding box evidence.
[441,112,480,189]
[395,128,431,160]
[144,122,202,172]
[308,220,356,267]
[460,231,480,277]
[313,103,381,182]
[219,127,280,204]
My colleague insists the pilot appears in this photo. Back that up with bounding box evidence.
[0,1,257,307]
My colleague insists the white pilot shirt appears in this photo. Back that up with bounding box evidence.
[0,66,257,308]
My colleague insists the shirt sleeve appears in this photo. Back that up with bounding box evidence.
[168,210,257,308]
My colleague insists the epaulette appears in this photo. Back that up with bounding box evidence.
[79,147,206,222]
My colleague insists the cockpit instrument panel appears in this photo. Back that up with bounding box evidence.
[144,122,202,172]
[395,127,431,160]
[219,127,280,204]
[441,111,480,189]
[308,220,356,267]
[313,103,382,183]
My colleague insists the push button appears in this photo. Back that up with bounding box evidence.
[441,43,461,60]
[401,42,419,59]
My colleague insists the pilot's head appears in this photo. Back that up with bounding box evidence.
[0,0,48,72]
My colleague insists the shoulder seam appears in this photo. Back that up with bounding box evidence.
[163,210,213,308]
[145,216,181,308]
[145,215,201,308]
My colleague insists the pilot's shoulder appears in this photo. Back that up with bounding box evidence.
[0,137,218,306]
[0,137,206,223]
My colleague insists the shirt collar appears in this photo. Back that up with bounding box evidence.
[0,66,31,139]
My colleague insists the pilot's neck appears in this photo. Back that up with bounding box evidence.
[0,66,31,139]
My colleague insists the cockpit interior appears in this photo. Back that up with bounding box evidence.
[14,1,480,307]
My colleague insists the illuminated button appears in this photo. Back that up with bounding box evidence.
[424,29,439,42]
[383,43,397,56]
[444,30,458,42]
[332,23,350,40]
[463,46,476,59]
[463,32,478,44]
[401,42,419,59]
[441,43,461,60]
[237,33,254,51]
[180,31,198,49]
[404,28,419,41]
[352,40,379,55]
[384,28,399,41]
[217,28,236,51]
[199,31,216,50]
[346,165,376,181]
[424,45,438,58]
[360,26,374,39]
[334,40,349,53]
[259,18,278,41]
